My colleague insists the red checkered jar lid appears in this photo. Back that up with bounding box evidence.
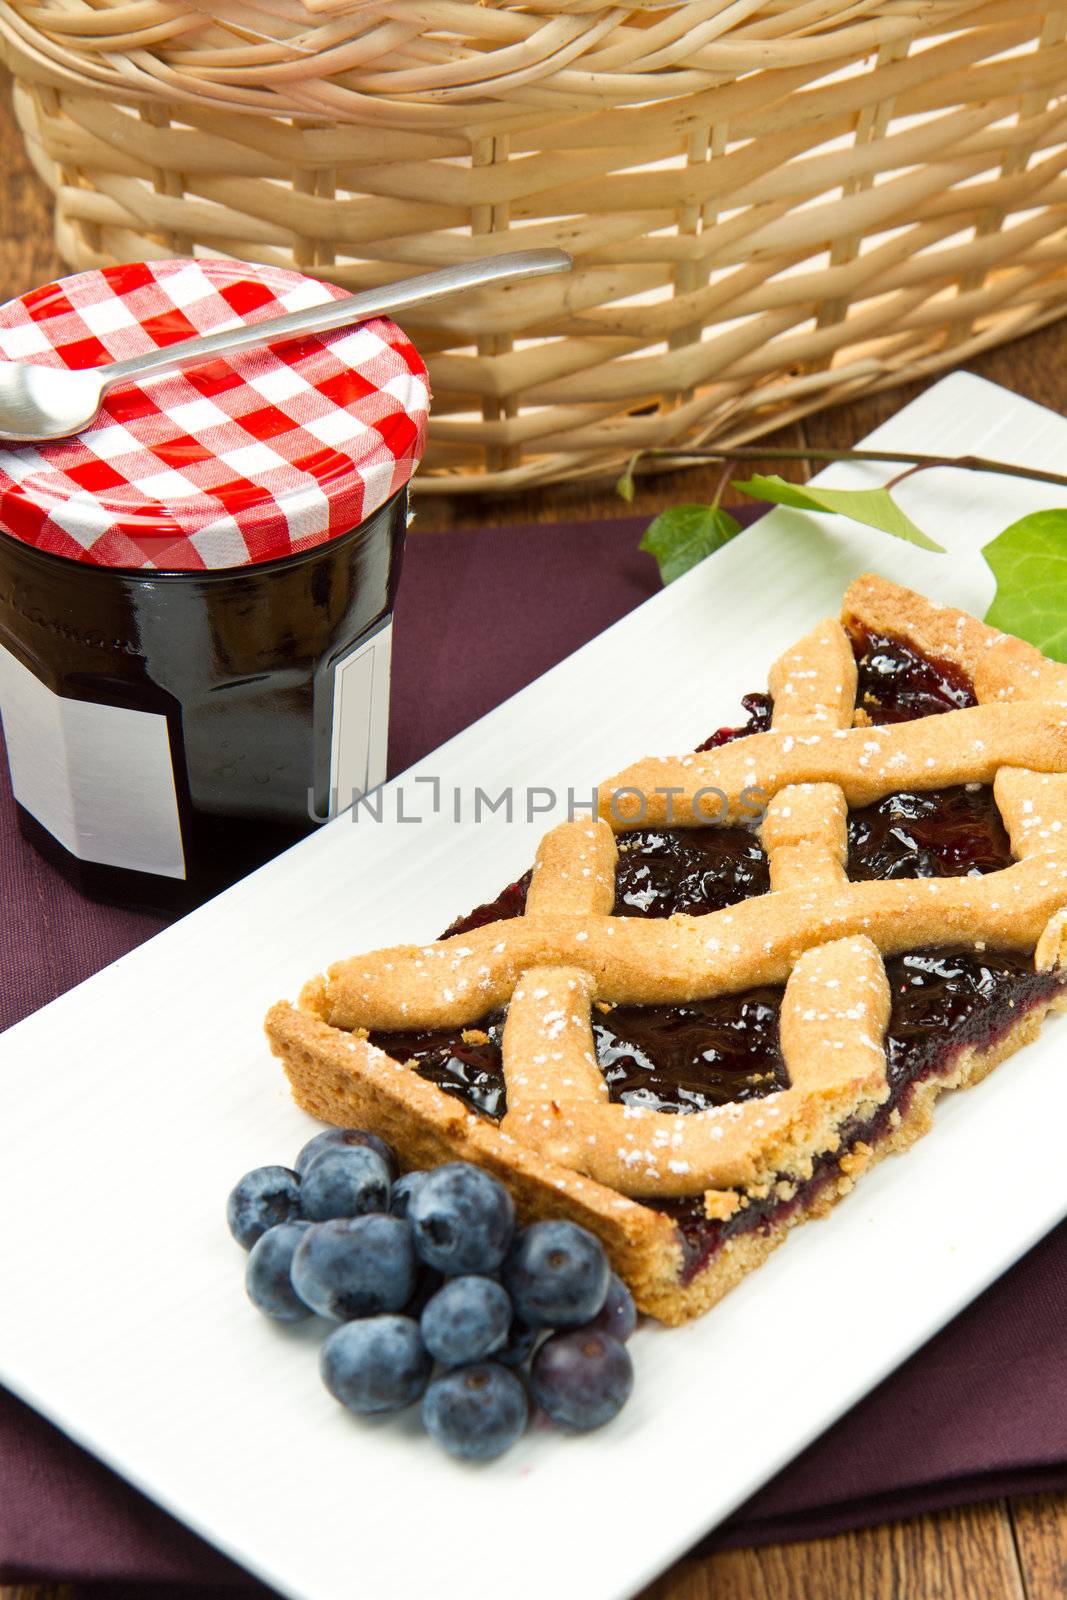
[0,259,430,571]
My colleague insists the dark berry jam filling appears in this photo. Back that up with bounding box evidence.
[367,1014,507,1118]
[696,690,774,749]
[383,630,1047,1288]
[594,989,787,1113]
[848,785,1013,881]
[613,826,768,918]
[444,631,977,938]
[444,824,769,937]
[660,946,1061,1283]
[441,871,531,939]
[443,692,775,940]
[375,989,787,1123]
[849,626,976,723]
[882,948,1051,1089]
[372,946,1060,1285]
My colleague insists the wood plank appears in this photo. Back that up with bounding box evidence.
[638,1502,1026,1600]
[0,1589,75,1599]
[1010,1493,1067,1598]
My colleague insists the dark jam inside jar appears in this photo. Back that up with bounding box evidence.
[0,487,406,913]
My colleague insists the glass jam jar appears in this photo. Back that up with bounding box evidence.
[0,259,429,912]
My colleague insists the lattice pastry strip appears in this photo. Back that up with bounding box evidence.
[763,783,848,891]
[310,614,1067,1180]
[267,574,1067,1323]
[604,701,1067,827]
[763,616,856,892]
[492,793,886,1199]
[314,620,900,1201]
[507,934,891,1197]
[319,857,1067,1031]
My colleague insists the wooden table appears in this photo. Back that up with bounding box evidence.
[2,68,1067,1600]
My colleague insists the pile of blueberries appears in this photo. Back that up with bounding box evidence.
[227,1127,637,1462]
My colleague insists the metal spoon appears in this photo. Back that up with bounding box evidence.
[0,247,572,444]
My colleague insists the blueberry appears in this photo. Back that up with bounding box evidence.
[530,1329,633,1431]
[246,1221,314,1321]
[585,1272,637,1343]
[421,1276,511,1367]
[301,1146,391,1221]
[227,1165,302,1250]
[407,1263,446,1319]
[495,1318,540,1369]
[422,1364,528,1461]
[295,1127,398,1182]
[409,1163,514,1276]
[502,1221,610,1329]
[321,1315,431,1414]
[290,1215,416,1320]
[390,1169,427,1221]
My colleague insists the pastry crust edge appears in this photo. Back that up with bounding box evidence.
[265,992,1062,1326]
[265,574,1067,1325]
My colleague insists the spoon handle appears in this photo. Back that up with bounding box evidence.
[102,249,572,387]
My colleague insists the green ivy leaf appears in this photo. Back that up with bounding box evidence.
[983,508,1067,660]
[640,503,741,584]
[733,473,943,553]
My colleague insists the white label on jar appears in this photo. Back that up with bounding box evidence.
[329,619,392,817]
[0,643,186,879]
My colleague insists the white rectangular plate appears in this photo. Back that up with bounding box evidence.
[3,372,1067,1600]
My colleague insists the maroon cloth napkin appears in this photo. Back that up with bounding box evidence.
[2,510,1066,1593]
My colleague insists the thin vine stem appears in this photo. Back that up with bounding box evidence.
[636,445,1067,493]
[710,456,735,511]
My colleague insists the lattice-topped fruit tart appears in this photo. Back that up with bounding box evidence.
[266,575,1067,1325]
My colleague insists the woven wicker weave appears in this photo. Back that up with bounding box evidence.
[0,1,1065,493]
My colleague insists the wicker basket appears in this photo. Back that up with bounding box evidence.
[0,1,1065,493]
